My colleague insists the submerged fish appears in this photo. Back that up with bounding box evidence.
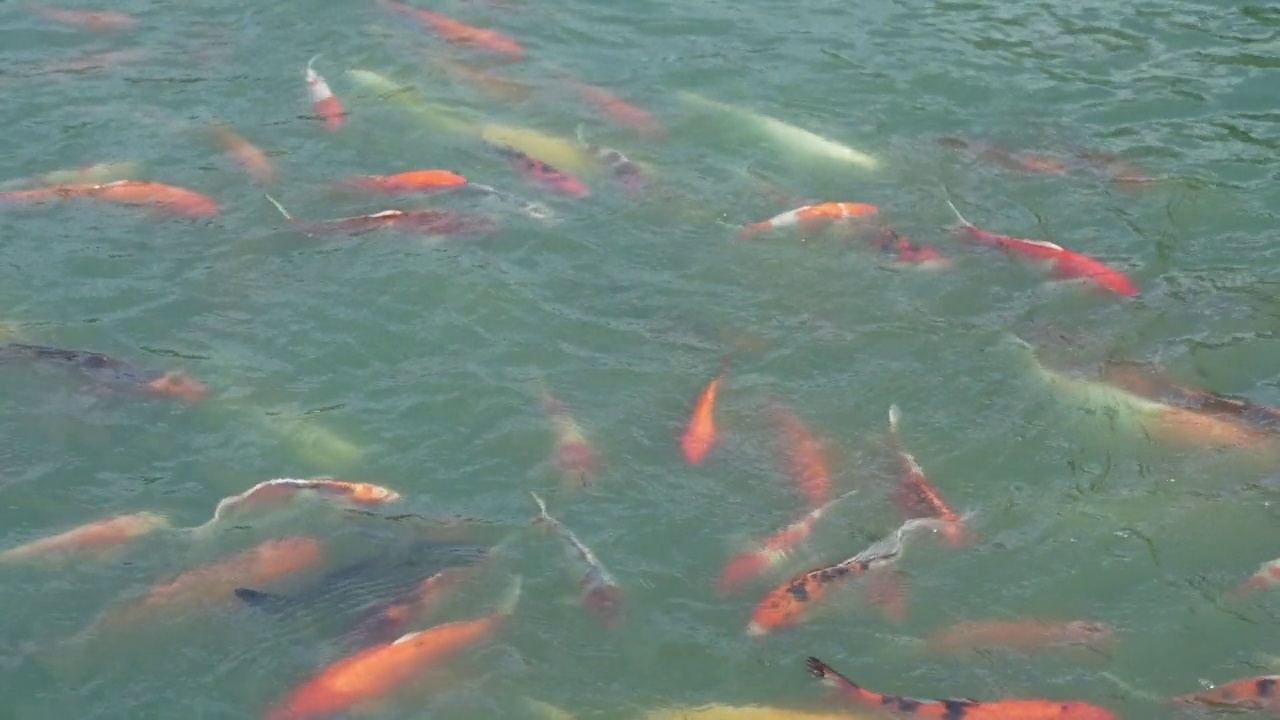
[28,3,135,31]
[530,492,623,628]
[189,478,401,535]
[540,386,602,489]
[345,69,476,136]
[0,180,218,217]
[341,169,467,194]
[681,356,728,465]
[769,401,833,508]
[0,160,140,191]
[576,124,649,192]
[925,618,1114,655]
[377,0,524,58]
[0,512,171,565]
[1172,674,1280,710]
[264,193,498,238]
[1101,359,1280,434]
[0,343,208,402]
[211,123,273,184]
[886,405,966,546]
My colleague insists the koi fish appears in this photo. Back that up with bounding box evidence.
[887,405,966,546]
[0,512,170,565]
[938,137,1068,176]
[346,69,476,137]
[737,202,879,239]
[576,124,649,192]
[1230,556,1280,598]
[746,517,943,636]
[377,0,524,59]
[1173,675,1280,710]
[529,492,623,628]
[305,54,345,131]
[190,478,400,535]
[491,143,588,196]
[944,200,1138,297]
[0,180,218,217]
[806,656,1117,720]
[28,3,135,30]
[866,228,951,269]
[570,81,662,137]
[0,343,208,401]
[345,563,479,646]
[264,193,498,238]
[479,124,593,174]
[925,619,1114,655]
[716,488,859,595]
[211,123,273,184]
[430,52,530,102]
[540,386,601,489]
[30,48,149,76]
[1071,149,1153,187]
[769,402,832,508]
[641,706,861,720]
[263,574,522,720]
[465,183,555,221]
[342,169,468,194]
[1101,359,1280,434]
[681,355,728,465]
[679,92,879,170]
[0,160,139,190]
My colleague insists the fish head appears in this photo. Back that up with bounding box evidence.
[344,482,401,504]
[584,584,624,628]
[144,371,209,402]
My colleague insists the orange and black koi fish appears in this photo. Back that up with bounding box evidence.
[211,123,273,184]
[305,54,345,131]
[925,619,1114,655]
[0,512,170,565]
[806,656,1118,719]
[570,80,663,137]
[769,401,833,508]
[1101,359,1280,434]
[1173,674,1280,710]
[28,3,135,30]
[887,405,966,546]
[490,143,587,196]
[264,575,521,720]
[342,169,467,194]
[681,355,728,465]
[938,137,1069,176]
[746,517,943,636]
[716,488,859,595]
[530,493,623,628]
[264,193,498,238]
[0,180,219,217]
[541,386,601,489]
[377,0,524,59]
[190,478,400,534]
[0,343,207,401]
[738,202,879,239]
[866,227,950,268]
[945,200,1137,297]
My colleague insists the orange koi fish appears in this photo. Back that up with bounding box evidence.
[866,227,951,269]
[0,180,218,217]
[191,478,400,534]
[28,3,135,30]
[716,488,859,595]
[925,619,1114,655]
[377,0,525,59]
[541,386,601,489]
[305,54,345,131]
[887,405,966,546]
[346,563,480,647]
[938,137,1069,176]
[570,81,662,137]
[1101,359,1280,434]
[746,517,943,636]
[264,575,521,720]
[1230,556,1280,598]
[0,512,170,565]
[264,193,498,238]
[491,143,588,196]
[737,202,878,239]
[806,656,1118,720]
[530,493,623,628]
[945,200,1137,297]
[1173,675,1280,710]
[681,355,728,465]
[769,402,832,508]
[212,123,273,184]
[431,52,530,102]
[342,169,467,194]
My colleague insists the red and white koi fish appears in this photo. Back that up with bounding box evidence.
[0,512,170,565]
[491,143,588,196]
[1173,674,1280,710]
[28,3,135,31]
[716,488,859,595]
[211,123,273,184]
[540,386,601,489]
[265,575,521,720]
[530,492,623,628]
[737,202,878,239]
[341,169,467,194]
[887,405,966,546]
[769,401,833,508]
[945,200,1137,297]
[746,517,944,636]
[190,478,401,534]
[570,81,662,137]
[806,656,1118,719]
[264,193,498,238]
[377,0,525,59]
[925,619,1114,655]
[681,355,728,465]
[305,54,345,131]
[0,180,218,217]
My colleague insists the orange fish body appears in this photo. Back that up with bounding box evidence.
[681,356,728,465]
[0,511,170,564]
[887,405,966,546]
[738,202,878,239]
[807,657,1117,720]
[0,181,218,217]
[29,3,135,30]
[1231,557,1280,598]
[770,403,831,507]
[343,170,467,194]
[570,81,662,137]
[305,55,345,131]
[1173,675,1280,710]
[1148,403,1267,449]
[717,492,851,595]
[347,564,477,646]
[541,389,601,488]
[379,0,524,58]
[925,619,1114,655]
[212,124,273,184]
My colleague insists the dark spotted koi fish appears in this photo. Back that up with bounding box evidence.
[887,405,966,546]
[264,193,498,238]
[0,343,207,401]
[529,492,623,628]
[490,143,587,196]
[1173,674,1280,710]
[806,656,1118,719]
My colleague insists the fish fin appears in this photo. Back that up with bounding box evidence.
[529,491,552,524]
[263,193,293,221]
[805,656,859,690]
[391,629,424,645]
[495,574,523,617]
[233,587,298,614]
[944,198,974,229]
[306,54,322,74]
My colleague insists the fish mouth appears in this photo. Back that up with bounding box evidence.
[745,621,768,637]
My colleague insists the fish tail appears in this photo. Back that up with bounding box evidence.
[495,574,523,616]
[263,193,293,221]
[306,53,322,74]
[805,656,863,694]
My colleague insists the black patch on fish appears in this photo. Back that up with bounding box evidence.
[234,587,298,613]
[894,697,921,714]
[785,583,810,602]
[1257,678,1276,698]
[941,699,970,719]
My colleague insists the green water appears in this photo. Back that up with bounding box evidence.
[2,0,1280,718]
